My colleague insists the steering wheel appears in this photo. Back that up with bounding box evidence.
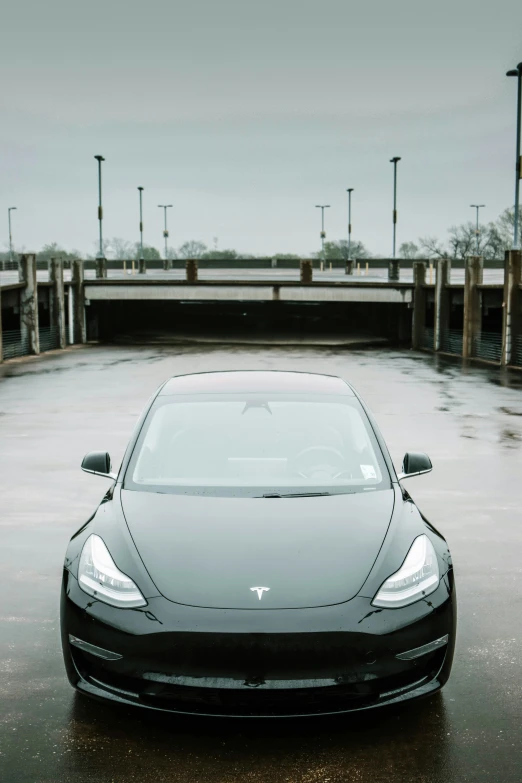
[291,446,347,479]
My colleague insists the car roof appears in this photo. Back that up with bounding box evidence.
[160,371,354,396]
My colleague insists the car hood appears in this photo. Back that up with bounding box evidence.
[121,489,394,609]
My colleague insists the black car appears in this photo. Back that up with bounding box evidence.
[61,370,456,717]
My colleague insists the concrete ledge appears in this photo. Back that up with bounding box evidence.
[278,286,412,303]
[83,277,415,288]
[85,283,413,304]
[86,285,274,301]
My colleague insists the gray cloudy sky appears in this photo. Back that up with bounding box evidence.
[1,0,521,257]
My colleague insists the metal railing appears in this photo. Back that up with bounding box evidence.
[513,335,522,368]
[38,325,60,353]
[472,331,503,363]
[422,327,434,350]
[2,330,30,360]
[439,329,463,355]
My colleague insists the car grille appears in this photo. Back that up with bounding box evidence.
[73,647,446,716]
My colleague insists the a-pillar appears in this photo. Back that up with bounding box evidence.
[71,259,86,344]
[462,256,483,359]
[434,258,451,351]
[20,253,40,355]
[49,258,66,349]
[411,261,427,350]
[501,249,522,366]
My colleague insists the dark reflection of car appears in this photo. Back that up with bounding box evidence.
[60,370,456,717]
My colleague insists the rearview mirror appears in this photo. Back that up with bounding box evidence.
[398,452,432,480]
[81,451,116,479]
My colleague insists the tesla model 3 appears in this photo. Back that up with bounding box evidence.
[60,370,456,717]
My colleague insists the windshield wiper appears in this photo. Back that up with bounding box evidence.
[259,492,332,498]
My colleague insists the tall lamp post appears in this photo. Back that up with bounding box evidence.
[470,204,485,256]
[390,156,401,258]
[158,204,173,264]
[346,188,354,260]
[506,63,522,249]
[8,206,17,265]
[315,204,330,257]
[94,155,105,260]
[137,187,144,268]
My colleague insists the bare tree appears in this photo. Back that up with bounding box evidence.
[419,208,519,261]
[37,243,82,262]
[447,223,478,260]
[495,207,522,248]
[106,238,134,259]
[399,241,420,259]
[418,236,447,259]
[178,240,207,259]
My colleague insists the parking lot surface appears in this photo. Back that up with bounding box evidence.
[0,343,521,782]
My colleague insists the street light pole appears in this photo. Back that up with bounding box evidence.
[390,157,401,258]
[158,204,173,262]
[315,204,330,256]
[470,204,485,256]
[8,207,17,265]
[346,189,354,260]
[506,63,522,249]
[138,187,144,262]
[94,155,105,259]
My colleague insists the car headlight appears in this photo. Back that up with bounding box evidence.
[78,534,147,608]
[372,535,439,608]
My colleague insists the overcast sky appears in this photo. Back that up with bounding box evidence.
[1,0,521,257]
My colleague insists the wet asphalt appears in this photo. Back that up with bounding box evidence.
[0,342,521,782]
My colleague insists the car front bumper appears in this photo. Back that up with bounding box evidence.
[61,568,456,717]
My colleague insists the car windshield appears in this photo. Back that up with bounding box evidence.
[124,393,391,497]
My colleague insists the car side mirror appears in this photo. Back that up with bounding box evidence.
[398,451,432,480]
[81,451,116,480]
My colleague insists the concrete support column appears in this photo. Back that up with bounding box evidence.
[502,249,522,366]
[49,258,66,349]
[71,259,86,344]
[138,258,147,274]
[20,253,40,355]
[388,259,400,282]
[434,258,451,351]
[411,261,427,350]
[95,257,107,278]
[186,259,198,283]
[462,256,484,359]
[300,259,313,283]
[0,289,3,363]
[67,283,74,344]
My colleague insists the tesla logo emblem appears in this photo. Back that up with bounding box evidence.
[250,586,270,600]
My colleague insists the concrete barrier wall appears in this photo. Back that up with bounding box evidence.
[77,257,506,271]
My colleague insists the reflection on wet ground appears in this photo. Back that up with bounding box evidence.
[1,343,521,782]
